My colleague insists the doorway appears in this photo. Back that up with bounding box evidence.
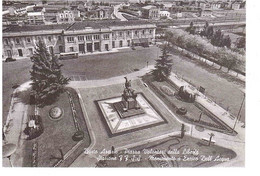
[105,44,109,51]
[18,49,23,57]
[79,44,85,54]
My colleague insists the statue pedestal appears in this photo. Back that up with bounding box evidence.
[113,100,144,119]
[122,98,137,110]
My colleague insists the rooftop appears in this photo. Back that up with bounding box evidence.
[142,5,157,10]
[3,20,155,34]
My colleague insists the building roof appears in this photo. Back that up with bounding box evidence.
[66,20,154,31]
[142,5,157,10]
[3,20,155,34]
[3,23,71,33]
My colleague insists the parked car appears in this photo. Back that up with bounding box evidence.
[5,57,16,62]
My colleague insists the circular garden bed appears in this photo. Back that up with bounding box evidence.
[49,106,63,121]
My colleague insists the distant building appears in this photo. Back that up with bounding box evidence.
[56,10,74,24]
[200,9,212,17]
[159,11,170,18]
[2,20,156,59]
[211,1,222,10]
[141,5,160,19]
[27,6,45,25]
[231,1,242,10]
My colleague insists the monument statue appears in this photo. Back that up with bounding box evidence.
[110,77,145,119]
[122,77,139,111]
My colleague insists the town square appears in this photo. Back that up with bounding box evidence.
[1,0,248,168]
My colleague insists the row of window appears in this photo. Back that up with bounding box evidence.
[4,29,154,45]
[112,29,153,38]
[69,34,101,43]
[4,36,60,45]
[6,46,54,57]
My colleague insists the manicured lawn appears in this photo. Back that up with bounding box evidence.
[98,135,236,167]
[60,46,159,80]
[22,88,90,167]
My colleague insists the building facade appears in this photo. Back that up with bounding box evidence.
[141,5,160,19]
[2,20,156,59]
[56,10,75,24]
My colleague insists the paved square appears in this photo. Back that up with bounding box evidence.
[97,93,166,135]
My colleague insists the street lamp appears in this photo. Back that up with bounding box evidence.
[3,143,16,167]
[232,93,245,133]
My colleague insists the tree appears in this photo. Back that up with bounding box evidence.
[223,35,231,48]
[30,40,70,107]
[152,43,173,81]
[236,37,246,49]
[186,22,196,35]
[211,29,224,47]
[200,22,214,39]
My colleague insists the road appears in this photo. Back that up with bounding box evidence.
[113,4,127,21]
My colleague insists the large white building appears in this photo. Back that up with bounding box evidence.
[2,20,156,59]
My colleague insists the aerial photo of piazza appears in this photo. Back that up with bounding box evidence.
[2,0,245,167]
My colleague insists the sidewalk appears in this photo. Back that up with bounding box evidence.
[3,81,32,167]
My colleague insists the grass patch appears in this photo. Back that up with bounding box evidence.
[142,74,233,134]
[22,88,91,167]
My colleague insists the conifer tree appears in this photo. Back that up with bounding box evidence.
[152,43,173,81]
[30,40,70,107]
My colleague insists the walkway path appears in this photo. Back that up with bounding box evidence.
[113,4,127,21]
[3,81,32,167]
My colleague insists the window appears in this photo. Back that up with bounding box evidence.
[119,41,123,47]
[127,31,131,36]
[26,37,31,43]
[37,36,42,41]
[4,39,9,45]
[119,31,123,37]
[59,46,64,53]
[49,46,54,54]
[48,36,52,42]
[15,38,20,44]
[86,35,92,41]
[69,47,74,52]
[142,30,145,35]
[127,40,130,46]
[28,48,33,55]
[58,36,62,41]
[93,35,100,40]
[78,36,84,41]
[149,29,153,34]
[112,41,115,48]
[135,31,138,35]
[67,36,74,43]
[94,42,100,51]
[7,50,12,57]
[103,34,109,40]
